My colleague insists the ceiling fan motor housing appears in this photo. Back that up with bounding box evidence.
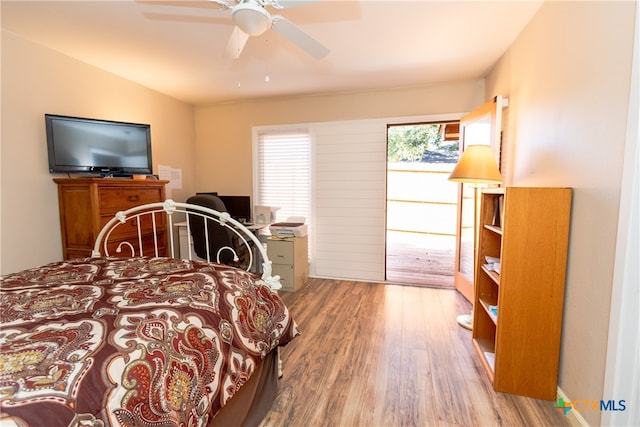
[232,2,272,36]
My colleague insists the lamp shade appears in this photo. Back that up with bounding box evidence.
[232,3,272,36]
[448,144,503,184]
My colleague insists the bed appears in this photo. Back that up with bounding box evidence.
[0,200,299,427]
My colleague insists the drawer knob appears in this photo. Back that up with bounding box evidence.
[128,195,140,202]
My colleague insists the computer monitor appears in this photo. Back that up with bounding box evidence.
[197,193,252,223]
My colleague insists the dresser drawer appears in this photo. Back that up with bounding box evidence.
[267,239,293,264]
[99,187,164,213]
[98,231,167,257]
[99,212,167,239]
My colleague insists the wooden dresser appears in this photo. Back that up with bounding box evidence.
[54,178,168,259]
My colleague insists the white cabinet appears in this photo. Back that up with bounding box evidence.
[267,236,309,291]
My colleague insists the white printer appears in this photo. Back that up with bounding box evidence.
[269,217,308,238]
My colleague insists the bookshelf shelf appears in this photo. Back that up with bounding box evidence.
[480,265,500,285]
[478,298,498,325]
[484,224,503,235]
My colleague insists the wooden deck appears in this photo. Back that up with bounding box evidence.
[386,230,455,287]
[385,162,458,288]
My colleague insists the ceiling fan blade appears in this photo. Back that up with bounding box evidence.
[225,26,250,59]
[269,0,320,9]
[271,15,329,59]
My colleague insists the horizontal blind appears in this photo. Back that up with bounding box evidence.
[255,131,311,225]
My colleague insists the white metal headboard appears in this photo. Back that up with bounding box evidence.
[92,199,281,290]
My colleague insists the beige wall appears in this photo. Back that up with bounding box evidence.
[485,2,636,425]
[194,80,485,195]
[1,31,197,274]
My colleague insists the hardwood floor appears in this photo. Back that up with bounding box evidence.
[261,278,570,427]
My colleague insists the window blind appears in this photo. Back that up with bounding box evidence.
[255,131,311,226]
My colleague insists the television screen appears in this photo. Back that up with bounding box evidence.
[45,114,152,176]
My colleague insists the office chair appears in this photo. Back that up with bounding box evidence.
[185,194,250,268]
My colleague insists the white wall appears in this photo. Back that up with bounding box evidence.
[1,31,198,274]
[485,2,636,425]
[603,4,640,425]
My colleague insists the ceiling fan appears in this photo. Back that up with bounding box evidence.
[211,0,330,59]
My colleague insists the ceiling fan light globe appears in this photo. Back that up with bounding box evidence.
[232,3,272,36]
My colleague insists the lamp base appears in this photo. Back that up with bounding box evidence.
[456,313,473,330]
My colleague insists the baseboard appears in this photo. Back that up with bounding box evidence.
[557,387,590,427]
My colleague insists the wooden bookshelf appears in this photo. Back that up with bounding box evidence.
[472,187,572,400]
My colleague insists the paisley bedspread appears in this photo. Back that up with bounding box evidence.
[0,257,299,427]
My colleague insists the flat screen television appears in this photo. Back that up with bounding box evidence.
[45,114,153,176]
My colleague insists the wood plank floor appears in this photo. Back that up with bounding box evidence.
[261,278,570,427]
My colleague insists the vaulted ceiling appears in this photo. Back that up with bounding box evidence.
[2,0,543,105]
